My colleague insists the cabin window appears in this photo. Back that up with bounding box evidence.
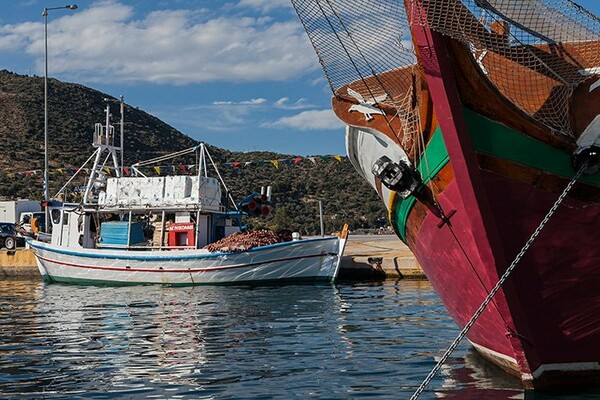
[62,212,69,226]
[51,209,61,225]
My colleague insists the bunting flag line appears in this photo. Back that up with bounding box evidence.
[0,155,348,179]
[221,154,346,169]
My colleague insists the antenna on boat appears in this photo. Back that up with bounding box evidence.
[116,95,125,177]
[83,97,124,205]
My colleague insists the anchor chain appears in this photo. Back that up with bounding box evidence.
[410,165,587,400]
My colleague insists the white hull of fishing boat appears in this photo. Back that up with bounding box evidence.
[29,236,346,285]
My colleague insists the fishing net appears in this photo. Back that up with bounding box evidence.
[292,0,600,141]
[292,0,422,152]
[203,229,288,253]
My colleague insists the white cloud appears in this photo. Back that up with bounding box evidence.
[274,97,313,110]
[308,76,326,87]
[266,109,344,131]
[236,0,292,12]
[0,0,318,84]
[213,98,267,105]
[0,21,39,51]
[165,98,269,133]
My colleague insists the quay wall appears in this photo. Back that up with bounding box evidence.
[338,235,424,280]
[0,249,39,278]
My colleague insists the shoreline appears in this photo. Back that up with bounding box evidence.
[0,235,424,280]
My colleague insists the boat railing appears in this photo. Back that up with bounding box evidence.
[93,122,115,148]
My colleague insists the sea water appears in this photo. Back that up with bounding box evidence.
[0,279,598,399]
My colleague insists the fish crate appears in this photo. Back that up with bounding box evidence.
[99,221,145,246]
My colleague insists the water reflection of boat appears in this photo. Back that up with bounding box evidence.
[292,0,600,389]
[29,103,347,285]
[435,348,524,399]
[437,348,600,399]
[30,283,349,392]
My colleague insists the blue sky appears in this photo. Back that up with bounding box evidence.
[1,0,599,156]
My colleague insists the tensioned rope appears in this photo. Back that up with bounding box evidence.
[409,163,587,400]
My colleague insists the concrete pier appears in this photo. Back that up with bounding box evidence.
[338,235,425,280]
[0,235,424,280]
[0,249,39,278]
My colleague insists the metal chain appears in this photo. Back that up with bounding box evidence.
[410,165,586,400]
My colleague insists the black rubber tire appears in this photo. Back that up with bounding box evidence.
[4,236,15,250]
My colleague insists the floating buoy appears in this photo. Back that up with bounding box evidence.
[247,199,258,211]
[239,190,274,218]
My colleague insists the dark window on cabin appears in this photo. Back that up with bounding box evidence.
[51,209,61,225]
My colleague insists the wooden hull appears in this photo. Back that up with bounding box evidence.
[292,0,600,389]
[414,163,600,387]
[345,102,600,387]
[29,237,346,285]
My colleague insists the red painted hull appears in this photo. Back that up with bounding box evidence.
[290,0,600,388]
[413,169,600,387]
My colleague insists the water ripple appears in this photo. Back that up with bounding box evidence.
[1,279,598,399]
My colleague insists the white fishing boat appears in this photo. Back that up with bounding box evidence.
[29,101,348,285]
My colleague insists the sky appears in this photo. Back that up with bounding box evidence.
[1,0,599,156]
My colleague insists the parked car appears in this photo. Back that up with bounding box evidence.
[0,222,26,250]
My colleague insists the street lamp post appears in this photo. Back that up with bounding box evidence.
[43,4,77,231]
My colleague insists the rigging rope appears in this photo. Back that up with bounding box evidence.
[409,163,587,400]
[318,0,404,142]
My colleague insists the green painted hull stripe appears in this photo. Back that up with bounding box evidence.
[394,127,449,241]
[464,108,600,187]
[391,109,600,241]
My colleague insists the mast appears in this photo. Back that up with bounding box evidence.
[83,102,124,205]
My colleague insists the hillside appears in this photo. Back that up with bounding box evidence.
[0,70,387,235]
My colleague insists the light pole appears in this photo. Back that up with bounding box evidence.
[43,4,77,231]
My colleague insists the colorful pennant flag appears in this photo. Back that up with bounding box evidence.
[0,154,348,180]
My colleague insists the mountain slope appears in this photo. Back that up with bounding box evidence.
[0,70,387,234]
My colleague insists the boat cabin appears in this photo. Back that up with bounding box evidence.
[46,101,242,252]
[49,175,240,250]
